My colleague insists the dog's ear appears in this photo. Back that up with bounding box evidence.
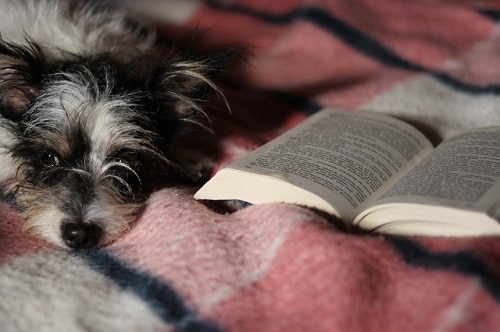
[148,48,240,120]
[0,41,45,121]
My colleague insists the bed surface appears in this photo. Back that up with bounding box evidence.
[2,1,500,331]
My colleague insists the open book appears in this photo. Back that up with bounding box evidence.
[195,108,500,236]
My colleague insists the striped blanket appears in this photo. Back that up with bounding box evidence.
[2,0,500,331]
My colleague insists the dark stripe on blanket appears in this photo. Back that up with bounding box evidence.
[207,1,500,95]
[268,89,322,114]
[478,9,500,22]
[78,250,221,332]
[387,237,500,301]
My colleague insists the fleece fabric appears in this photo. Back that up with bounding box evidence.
[2,0,500,331]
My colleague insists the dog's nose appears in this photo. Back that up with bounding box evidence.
[61,222,102,249]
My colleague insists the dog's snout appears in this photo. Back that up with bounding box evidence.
[61,222,102,249]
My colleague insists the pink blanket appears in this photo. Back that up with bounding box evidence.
[2,1,500,331]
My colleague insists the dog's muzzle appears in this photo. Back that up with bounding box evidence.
[61,222,103,249]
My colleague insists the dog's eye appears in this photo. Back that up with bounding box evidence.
[40,152,61,168]
[113,157,137,169]
[111,151,140,170]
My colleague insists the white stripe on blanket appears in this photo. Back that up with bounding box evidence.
[362,74,500,140]
[0,252,165,332]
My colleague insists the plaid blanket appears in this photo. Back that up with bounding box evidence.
[2,0,500,331]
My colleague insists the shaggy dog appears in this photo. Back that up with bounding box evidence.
[0,0,235,249]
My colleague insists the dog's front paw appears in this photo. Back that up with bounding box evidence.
[181,155,215,184]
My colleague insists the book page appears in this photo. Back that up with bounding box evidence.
[363,127,500,216]
[219,109,433,219]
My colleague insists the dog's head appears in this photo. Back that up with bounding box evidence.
[0,38,237,249]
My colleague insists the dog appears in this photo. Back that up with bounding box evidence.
[0,0,236,249]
